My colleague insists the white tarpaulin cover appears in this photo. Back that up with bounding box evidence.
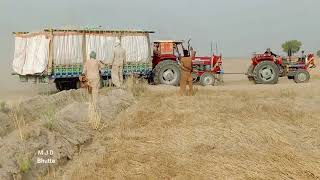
[86,35,149,63]
[121,35,149,63]
[12,35,49,75]
[13,32,150,75]
[53,35,83,65]
[86,35,117,63]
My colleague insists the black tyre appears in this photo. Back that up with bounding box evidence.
[55,81,63,91]
[153,60,181,86]
[200,72,214,86]
[253,61,279,84]
[55,81,72,91]
[54,78,79,91]
[293,70,310,83]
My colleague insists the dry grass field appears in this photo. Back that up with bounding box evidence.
[66,81,320,180]
[1,59,319,179]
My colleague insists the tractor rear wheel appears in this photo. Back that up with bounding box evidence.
[293,70,310,83]
[200,72,214,86]
[153,60,181,86]
[253,61,279,84]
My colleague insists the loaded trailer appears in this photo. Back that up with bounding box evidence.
[12,29,154,90]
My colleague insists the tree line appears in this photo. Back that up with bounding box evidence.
[281,40,320,57]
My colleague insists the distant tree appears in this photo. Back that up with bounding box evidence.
[281,40,302,56]
[317,50,320,57]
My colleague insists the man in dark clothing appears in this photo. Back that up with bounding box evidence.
[265,48,278,57]
[301,50,306,59]
[297,50,307,64]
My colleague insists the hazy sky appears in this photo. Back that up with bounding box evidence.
[0,0,319,89]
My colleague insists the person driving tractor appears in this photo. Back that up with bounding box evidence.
[264,48,278,57]
[173,44,180,58]
[297,50,307,64]
[153,43,160,56]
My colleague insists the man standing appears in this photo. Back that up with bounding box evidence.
[301,50,307,63]
[82,51,104,104]
[301,50,306,59]
[111,40,126,87]
[179,54,193,96]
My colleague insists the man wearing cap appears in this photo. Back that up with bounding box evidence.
[82,51,104,104]
[111,40,126,87]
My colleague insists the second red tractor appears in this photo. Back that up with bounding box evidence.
[247,52,315,84]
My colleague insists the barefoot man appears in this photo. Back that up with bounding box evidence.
[82,51,104,104]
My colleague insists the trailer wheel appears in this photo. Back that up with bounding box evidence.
[288,76,294,80]
[294,70,310,83]
[200,72,214,86]
[55,81,72,91]
[55,79,79,91]
[253,61,279,84]
[55,81,63,91]
[153,60,180,86]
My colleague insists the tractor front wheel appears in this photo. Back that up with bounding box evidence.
[153,60,181,86]
[247,64,254,81]
[293,70,310,83]
[253,61,279,84]
[200,72,214,86]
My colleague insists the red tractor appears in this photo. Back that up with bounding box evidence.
[152,40,223,86]
[247,52,315,84]
[192,55,223,86]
